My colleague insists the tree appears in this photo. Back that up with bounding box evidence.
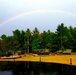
[69,27,76,51]
[0,34,7,52]
[31,27,42,51]
[73,28,76,51]
[56,23,72,51]
[0,24,76,53]
[0,39,6,52]
[12,29,21,53]
[5,36,13,51]
[25,29,32,53]
[50,33,59,52]
[0,34,6,39]
[41,30,53,51]
[20,30,25,52]
[56,23,65,50]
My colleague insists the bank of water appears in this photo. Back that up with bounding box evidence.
[0,61,76,75]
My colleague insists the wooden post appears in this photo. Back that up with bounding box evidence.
[40,57,41,62]
[70,58,72,65]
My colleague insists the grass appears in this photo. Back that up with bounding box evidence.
[0,53,76,66]
[15,53,76,66]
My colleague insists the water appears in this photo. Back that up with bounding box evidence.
[0,61,76,75]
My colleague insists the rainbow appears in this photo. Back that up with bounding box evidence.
[0,9,76,25]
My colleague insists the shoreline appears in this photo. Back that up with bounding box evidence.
[0,54,76,66]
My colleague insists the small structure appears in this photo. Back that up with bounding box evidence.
[57,49,72,55]
[62,49,71,54]
[56,50,62,54]
[33,49,50,55]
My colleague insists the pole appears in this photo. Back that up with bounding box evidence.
[40,56,41,62]
[70,58,72,65]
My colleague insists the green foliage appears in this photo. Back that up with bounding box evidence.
[31,28,41,51]
[0,23,76,53]
[25,29,32,53]
[1,34,6,39]
[56,23,72,50]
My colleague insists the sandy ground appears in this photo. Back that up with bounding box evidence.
[16,54,76,66]
[0,53,76,66]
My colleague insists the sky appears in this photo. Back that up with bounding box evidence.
[0,0,76,35]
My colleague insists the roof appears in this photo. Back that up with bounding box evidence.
[63,49,71,53]
[57,49,72,54]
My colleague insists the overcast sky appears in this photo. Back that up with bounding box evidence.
[0,0,76,35]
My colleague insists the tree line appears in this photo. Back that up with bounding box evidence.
[0,23,76,54]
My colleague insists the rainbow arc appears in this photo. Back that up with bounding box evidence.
[0,9,76,25]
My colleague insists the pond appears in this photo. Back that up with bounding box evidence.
[0,61,76,75]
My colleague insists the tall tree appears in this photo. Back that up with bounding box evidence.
[56,23,72,51]
[56,23,65,50]
[0,34,7,52]
[12,29,21,53]
[41,30,54,51]
[5,36,13,51]
[25,29,32,53]
[20,30,25,52]
[31,27,42,51]
[69,27,76,51]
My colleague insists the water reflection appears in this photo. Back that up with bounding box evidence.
[0,62,76,75]
[0,71,12,75]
